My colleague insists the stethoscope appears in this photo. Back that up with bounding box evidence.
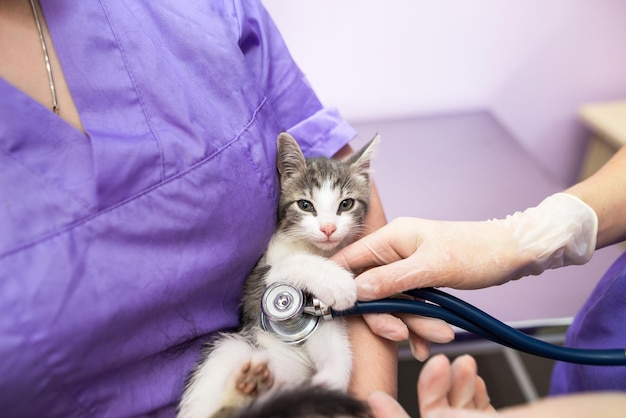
[260,282,626,365]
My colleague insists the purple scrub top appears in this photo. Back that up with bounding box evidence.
[0,1,355,417]
[550,251,626,395]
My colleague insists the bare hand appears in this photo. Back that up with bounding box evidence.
[368,354,496,418]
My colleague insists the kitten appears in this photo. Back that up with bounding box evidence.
[177,132,379,418]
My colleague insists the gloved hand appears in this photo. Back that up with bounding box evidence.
[331,193,597,353]
[333,192,597,297]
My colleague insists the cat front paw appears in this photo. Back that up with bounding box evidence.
[312,262,357,311]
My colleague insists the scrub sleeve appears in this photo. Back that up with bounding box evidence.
[550,251,626,394]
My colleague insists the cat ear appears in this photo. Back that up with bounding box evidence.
[347,133,380,179]
[277,132,307,178]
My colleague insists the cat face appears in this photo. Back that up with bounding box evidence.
[276,133,379,254]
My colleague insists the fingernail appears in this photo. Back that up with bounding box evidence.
[409,338,429,362]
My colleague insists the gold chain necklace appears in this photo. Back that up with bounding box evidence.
[28,0,59,114]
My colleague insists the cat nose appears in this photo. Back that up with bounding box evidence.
[320,223,337,237]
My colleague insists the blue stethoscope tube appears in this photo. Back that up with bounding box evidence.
[334,287,626,366]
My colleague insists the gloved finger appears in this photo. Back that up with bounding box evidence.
[368,390,411,418]
[408,332,431,362]
[401,314,455,362]
[354,257,428,301]
[362,313,409,341]
[400,314,455,345]
[330,227,406,274]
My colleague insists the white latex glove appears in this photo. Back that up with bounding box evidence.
[333,192,598,299]
[330,193,597,354]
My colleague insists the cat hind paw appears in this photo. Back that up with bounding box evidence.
[236,357,274,397]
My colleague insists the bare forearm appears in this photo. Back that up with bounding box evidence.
[566,146,626,248]
[347,316,398,398]
[365,181,388,232]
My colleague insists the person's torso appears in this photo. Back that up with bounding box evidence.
[0,2,282,416]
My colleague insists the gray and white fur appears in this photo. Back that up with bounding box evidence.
[177,132,379,418]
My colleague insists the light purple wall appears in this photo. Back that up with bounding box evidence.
[489,1,626,184]
[265,0,626,184]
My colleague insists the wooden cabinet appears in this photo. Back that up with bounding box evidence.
[579,100,626,180]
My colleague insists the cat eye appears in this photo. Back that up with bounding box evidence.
[338,198,355,213]
[297,200,316,213]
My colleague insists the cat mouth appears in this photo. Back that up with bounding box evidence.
[314,238,342,249]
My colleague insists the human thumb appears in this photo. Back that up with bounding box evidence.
[355,257,423,301]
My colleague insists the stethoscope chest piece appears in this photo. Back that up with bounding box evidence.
[260,283,320,344]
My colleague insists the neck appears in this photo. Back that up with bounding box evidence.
[0,0,85,132]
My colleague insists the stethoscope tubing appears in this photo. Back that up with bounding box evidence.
[334,288,626,366]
